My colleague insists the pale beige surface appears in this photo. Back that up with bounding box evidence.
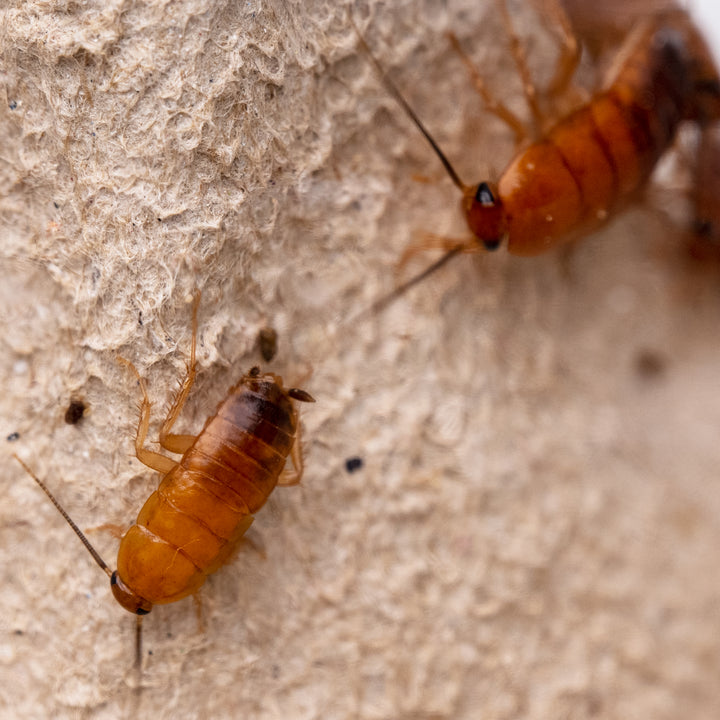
[1,1,720,718]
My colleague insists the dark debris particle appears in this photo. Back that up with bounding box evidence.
[634,348,667,380]
[258,326,278,362]
[6,432,20,442]
[9,100,17,110]
[345,456,363,473]
[65,399,87,425]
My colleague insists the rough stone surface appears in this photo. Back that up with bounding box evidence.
[1,1,720,718]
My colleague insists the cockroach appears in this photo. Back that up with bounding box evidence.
[14,293,314,666]
[360,1,720,309]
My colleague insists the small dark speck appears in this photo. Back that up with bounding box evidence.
[64,399,87,425]
[9,100,17,110]
[271,664,280,678]
[138,310,143,326]
[157,217,162,222]
[6,432,20,442]
[14,629,23,636]
[634,348,666,380]
[345,456,363,473]
[148,650,153,656]
[693,218,712,236]
[258,326,278,362]
[209,78,214,83]
[53,201,59,209]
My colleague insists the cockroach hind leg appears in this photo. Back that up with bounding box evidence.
[158,293,201,454]
[531,0,582,100]
[118,356,178,474]
[446,30,529,146]
[453,0,583,142]
[497,0,545,135]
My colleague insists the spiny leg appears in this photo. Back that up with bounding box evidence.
[496,0,546,136]
[533,0,581,99]
[118,357,177,474]
[158,291,201,455]
[446,31,528,146]
[454,0,580,141]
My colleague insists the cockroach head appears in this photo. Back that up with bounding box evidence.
[463,182,507,251]
[111,571,153,615]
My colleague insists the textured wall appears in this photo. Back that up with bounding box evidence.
[2,0,720,718]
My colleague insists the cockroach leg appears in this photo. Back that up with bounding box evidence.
[534,0,582,100]
[446,31,528,146]
[495,0,546,134]
[278,430,305,487]
[118,357,177,475]
[158,292,201,454]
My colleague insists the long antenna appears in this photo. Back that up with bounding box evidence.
[351,18,478,316]
[351,20,470,193]
[14,454,114,579]
[357,243,465,318]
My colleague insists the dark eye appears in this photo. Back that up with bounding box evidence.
[475,182,495,206]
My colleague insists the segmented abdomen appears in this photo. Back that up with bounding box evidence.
[116,374,298,605]
[502,11,720,255]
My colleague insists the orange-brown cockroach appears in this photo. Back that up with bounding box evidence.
[361,1,720,307]
[15,294,314,663]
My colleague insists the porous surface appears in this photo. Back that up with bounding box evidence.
[1,1,720,718]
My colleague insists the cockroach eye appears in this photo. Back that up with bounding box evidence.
[475,182,495,206]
